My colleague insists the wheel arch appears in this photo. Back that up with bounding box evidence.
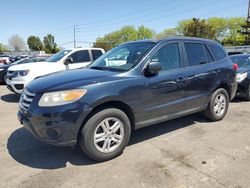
[77,100,135,141]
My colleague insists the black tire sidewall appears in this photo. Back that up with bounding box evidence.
[3,74,7,84]
[79,108,131,162]
[245,85,250,101]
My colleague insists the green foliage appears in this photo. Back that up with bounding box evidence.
[43,34,60,54]
[93,26,155,51]
[182,18,216,39]
[175,17,245,45]
[239,20,250,45]
[154,28,178,39]
[0,43,9,52]
[27,36,44,51]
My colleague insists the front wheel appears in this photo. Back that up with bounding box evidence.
[79,108,131,162]
[204,88,229,121]
[243,85,250,101]
[3,74,7,84]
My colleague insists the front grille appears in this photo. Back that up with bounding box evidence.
[19,88,35,112]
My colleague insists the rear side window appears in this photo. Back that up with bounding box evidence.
[184,43,207,66]
[208,44,227,61]
[92,50,103,61]
[204,45,214,63]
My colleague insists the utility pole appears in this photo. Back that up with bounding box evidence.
[74,25,76,48]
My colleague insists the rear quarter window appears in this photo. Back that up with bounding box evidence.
[208,44,227,61]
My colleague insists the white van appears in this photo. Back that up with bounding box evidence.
[6,48,105,94]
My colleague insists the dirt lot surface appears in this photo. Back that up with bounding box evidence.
[0,85,250,188]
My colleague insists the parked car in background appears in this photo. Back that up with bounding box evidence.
[14,55,29,61]
[7,48,105,94]
[230,54,250,100]
[0,56,50,84]
[18,37,237,161]
[0,55,11,64]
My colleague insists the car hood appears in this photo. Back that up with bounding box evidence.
[26,68,119,93]
[8,62,49,71]
[237,67,250,74]
[0,64,9,69]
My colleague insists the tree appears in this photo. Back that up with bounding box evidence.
[43,34,59,54]
[206,17,228,41]
[154,28,178,39]
[27,36,43,51]
[182,18,216,39]
[0,43,9,52]
[93,26,154,51]
[8,35,26,51]
[239,20,250,45]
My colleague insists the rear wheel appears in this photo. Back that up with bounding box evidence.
[204,88,229,121]
[79,108,131,162]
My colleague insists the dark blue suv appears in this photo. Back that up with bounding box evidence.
[18,37,237,161]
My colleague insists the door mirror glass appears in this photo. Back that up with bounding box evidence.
[64,57,74,65]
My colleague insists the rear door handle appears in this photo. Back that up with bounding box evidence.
[176,77,186,83]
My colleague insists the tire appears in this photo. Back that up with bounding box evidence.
[79,108,131,162]
[243,85,250,101]
[204,88,229,121]
[3,74,7,84]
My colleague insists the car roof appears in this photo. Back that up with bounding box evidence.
[230,54,250,58]
[123,36,219,45]
[70,48,105,52]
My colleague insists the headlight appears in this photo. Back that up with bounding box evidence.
[236,72,248,83]
[14,70,30,77]
[38,89,87,107]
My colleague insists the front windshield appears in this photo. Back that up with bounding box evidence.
[89,42,155,71]
[12,58,29,65]
[231,55,250,68]
[46,50,71,63]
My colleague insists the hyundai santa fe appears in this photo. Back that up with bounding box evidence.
[18,37,237,162]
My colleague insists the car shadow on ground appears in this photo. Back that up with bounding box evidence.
[7,113,209,169]
[1,93,19,103]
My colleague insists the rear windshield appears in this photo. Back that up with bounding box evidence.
[231,55,250,67]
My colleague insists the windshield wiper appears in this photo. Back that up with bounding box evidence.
[89,66,107,70]
[89,66,124,72]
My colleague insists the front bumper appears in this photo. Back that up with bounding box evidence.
[236,79,250,98]
[6,77,29,94]
[18,98,92,146]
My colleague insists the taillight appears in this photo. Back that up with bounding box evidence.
[233,63,238,71]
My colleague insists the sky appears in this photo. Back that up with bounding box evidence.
[0,0,249,49]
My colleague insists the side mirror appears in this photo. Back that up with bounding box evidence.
[64,57,73,65]
[144,61,161,75]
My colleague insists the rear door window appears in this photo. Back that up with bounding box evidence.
[184,43,207,66]
[92,50,103,61]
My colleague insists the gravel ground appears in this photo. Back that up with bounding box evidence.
[0,85,250,188]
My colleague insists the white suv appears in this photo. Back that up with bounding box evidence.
[6,48,105,94]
